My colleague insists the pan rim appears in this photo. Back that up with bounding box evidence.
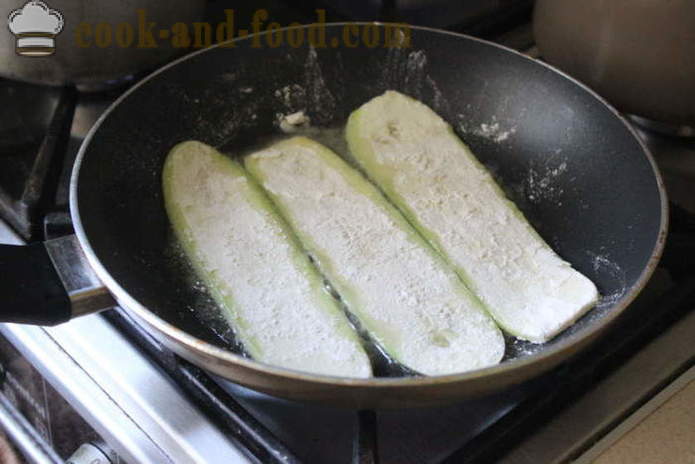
[70,22,669,388]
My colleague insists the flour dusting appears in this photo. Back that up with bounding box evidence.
[274,84,305,108]
[525,159,568,205]
[269,47,336,126]
[379,48,449,113]
[588,252,627,308]
[460,115,517,143]
[303,46,336,123]
[403,50,428,95]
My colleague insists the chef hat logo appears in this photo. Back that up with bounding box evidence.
[8,1,64,57]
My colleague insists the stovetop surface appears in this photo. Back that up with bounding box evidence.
[58,52,695,464]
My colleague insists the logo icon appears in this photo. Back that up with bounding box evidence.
[8,1,64,57]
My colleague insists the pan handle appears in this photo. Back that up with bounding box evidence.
[0,235,115,325]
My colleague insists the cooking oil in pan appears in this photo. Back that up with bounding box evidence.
[163,236,250,358]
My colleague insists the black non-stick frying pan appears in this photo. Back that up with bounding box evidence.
[0,24,667,408]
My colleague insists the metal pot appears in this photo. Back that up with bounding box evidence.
[1,0,206,90]
[534,0,695,126]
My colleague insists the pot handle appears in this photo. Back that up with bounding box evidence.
[0,235,115,325]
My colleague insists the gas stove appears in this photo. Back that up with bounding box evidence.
[1,3,694,464]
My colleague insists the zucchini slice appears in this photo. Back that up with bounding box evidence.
[163,141,371,378]
[245,136,504,376]
[346,91,599,343]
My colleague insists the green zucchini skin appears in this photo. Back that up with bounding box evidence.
[346,91,599,343]
[246,136,504,376]
[163,140,371,378]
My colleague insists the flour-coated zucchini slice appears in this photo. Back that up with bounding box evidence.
[346,91,599,342]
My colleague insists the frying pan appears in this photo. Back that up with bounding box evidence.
[0,24,667,408]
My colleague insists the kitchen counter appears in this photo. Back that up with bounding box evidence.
[593,369,695,463]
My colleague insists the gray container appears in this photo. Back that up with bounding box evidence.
[534,0,695,125]
[2,0,206,90]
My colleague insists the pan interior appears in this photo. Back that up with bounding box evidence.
[74,26,664,378]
